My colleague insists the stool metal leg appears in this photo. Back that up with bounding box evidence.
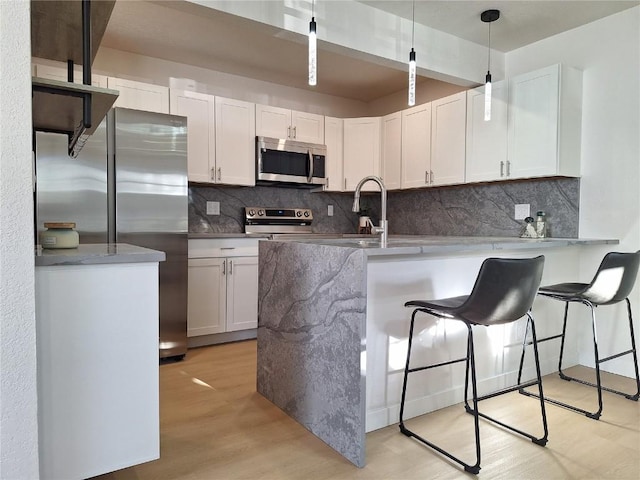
[521,297,640,419]
[399,312,481,474]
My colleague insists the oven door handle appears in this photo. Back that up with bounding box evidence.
[307,149,314,184]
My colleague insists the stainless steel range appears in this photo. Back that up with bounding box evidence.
[244,207,313,235]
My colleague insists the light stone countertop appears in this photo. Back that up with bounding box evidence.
[267,235,619,257]
[35,243,166,266]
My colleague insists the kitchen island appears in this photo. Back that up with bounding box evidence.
[256,236,617,467]
[35,244,165,479]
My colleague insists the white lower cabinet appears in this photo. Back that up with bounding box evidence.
[188,255,258,337]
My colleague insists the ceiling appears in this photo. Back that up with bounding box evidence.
[100,0,639,103]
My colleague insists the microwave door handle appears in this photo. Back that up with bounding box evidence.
[307,149,314,183]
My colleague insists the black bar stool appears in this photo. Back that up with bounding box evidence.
[399,256,548,475]
[518,250,640,420]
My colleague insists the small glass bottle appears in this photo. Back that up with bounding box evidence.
[535,211,547,239]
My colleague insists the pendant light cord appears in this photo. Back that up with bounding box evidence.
[411,0,415,48]
[312,0,315,18]
[487,20,491,73]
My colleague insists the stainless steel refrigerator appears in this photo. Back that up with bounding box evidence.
[35,108,188,360]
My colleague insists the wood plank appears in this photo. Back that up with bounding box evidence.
[92,341,640,479]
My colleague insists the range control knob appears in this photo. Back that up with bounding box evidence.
[303,211,310,217]
[248,209,255,217]
[296,210,302,217]
[258,209,265,216]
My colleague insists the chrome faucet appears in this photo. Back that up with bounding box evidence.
[352,175,388,247]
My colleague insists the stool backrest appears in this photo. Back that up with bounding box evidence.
[461,256,545,325]
[583,251,640,305]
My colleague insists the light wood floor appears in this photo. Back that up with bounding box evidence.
[95,340,640,480]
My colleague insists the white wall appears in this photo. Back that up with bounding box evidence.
[0,1,40,478]
[507,7,640,377]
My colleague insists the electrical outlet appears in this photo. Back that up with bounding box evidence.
[514,204,530,220]
[327,204,334,217]
[206,201,220,216]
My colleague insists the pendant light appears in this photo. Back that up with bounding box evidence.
[408,0,416,106]
[481,9,500,121]
[309,0,317,86]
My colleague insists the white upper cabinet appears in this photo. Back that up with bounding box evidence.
[507,64,582,179]
[255,104,324,144]
[169,89,215,184]
[215,97,256,186]
[107,77,169,114]
[430,91,467,186]
[343,117,381,192]
[34,62,108,88]
[381,111,402,191]
[401,103,431,189]
[465,80,509,183]
[324,116,344,192]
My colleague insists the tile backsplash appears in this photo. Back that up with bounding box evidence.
[190,177,579,238]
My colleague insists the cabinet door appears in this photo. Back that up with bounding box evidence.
[215,97,256,186]
[381,111,402,191]
[465,81,508,183]
[107,77,169,114]
[187,258,226,336]
[324,116,344,192]
[343,117,381,191]
[226,257,259,332]
[255,104,291,139]
[291,110,325,143]
[170,90,215,183]
[508,64,560,179]
[34,63,107,87]
[401,103,431,189]
[430,91,466,186]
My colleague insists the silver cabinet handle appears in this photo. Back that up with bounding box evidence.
[287,126,291,138]
[211,167,215,181]
[425,170,429,184]
[229,260,233,275]
[217,167,221,181]
[500,161,504,177]
[326,176,329,189]
[222,259,226,275]
[506,160,511,177]
[344,178,347,190]
[293,126,297,138]
[430,170,434,184]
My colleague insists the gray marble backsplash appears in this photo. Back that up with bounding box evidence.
[190,177,579,238]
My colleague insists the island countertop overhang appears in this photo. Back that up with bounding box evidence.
[263,235,619,257]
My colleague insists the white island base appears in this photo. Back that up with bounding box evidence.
[35,244,164,479]
[256,236,618,467]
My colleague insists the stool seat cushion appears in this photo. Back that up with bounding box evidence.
[539,282,589,296]
[405,295,469,313]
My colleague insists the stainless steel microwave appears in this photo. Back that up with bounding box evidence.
[256,136,327,187]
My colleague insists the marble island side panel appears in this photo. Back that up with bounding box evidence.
[256,241,367,467]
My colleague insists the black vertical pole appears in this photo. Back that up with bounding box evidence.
[67,59,74,83]
[81,0,92,129]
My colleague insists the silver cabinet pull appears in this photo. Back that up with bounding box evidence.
[506,160,511,177]
[229,260,233,275]
[500,161,504,177]
[287,126,291,138]
[425,170,429,184]
[293,126,297,138]
[326,176,329,189]
[430,170,434,184]
[344,178,347,190]
[222,259,226,275]
[211,167,215,180]
[217,167,221,181]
